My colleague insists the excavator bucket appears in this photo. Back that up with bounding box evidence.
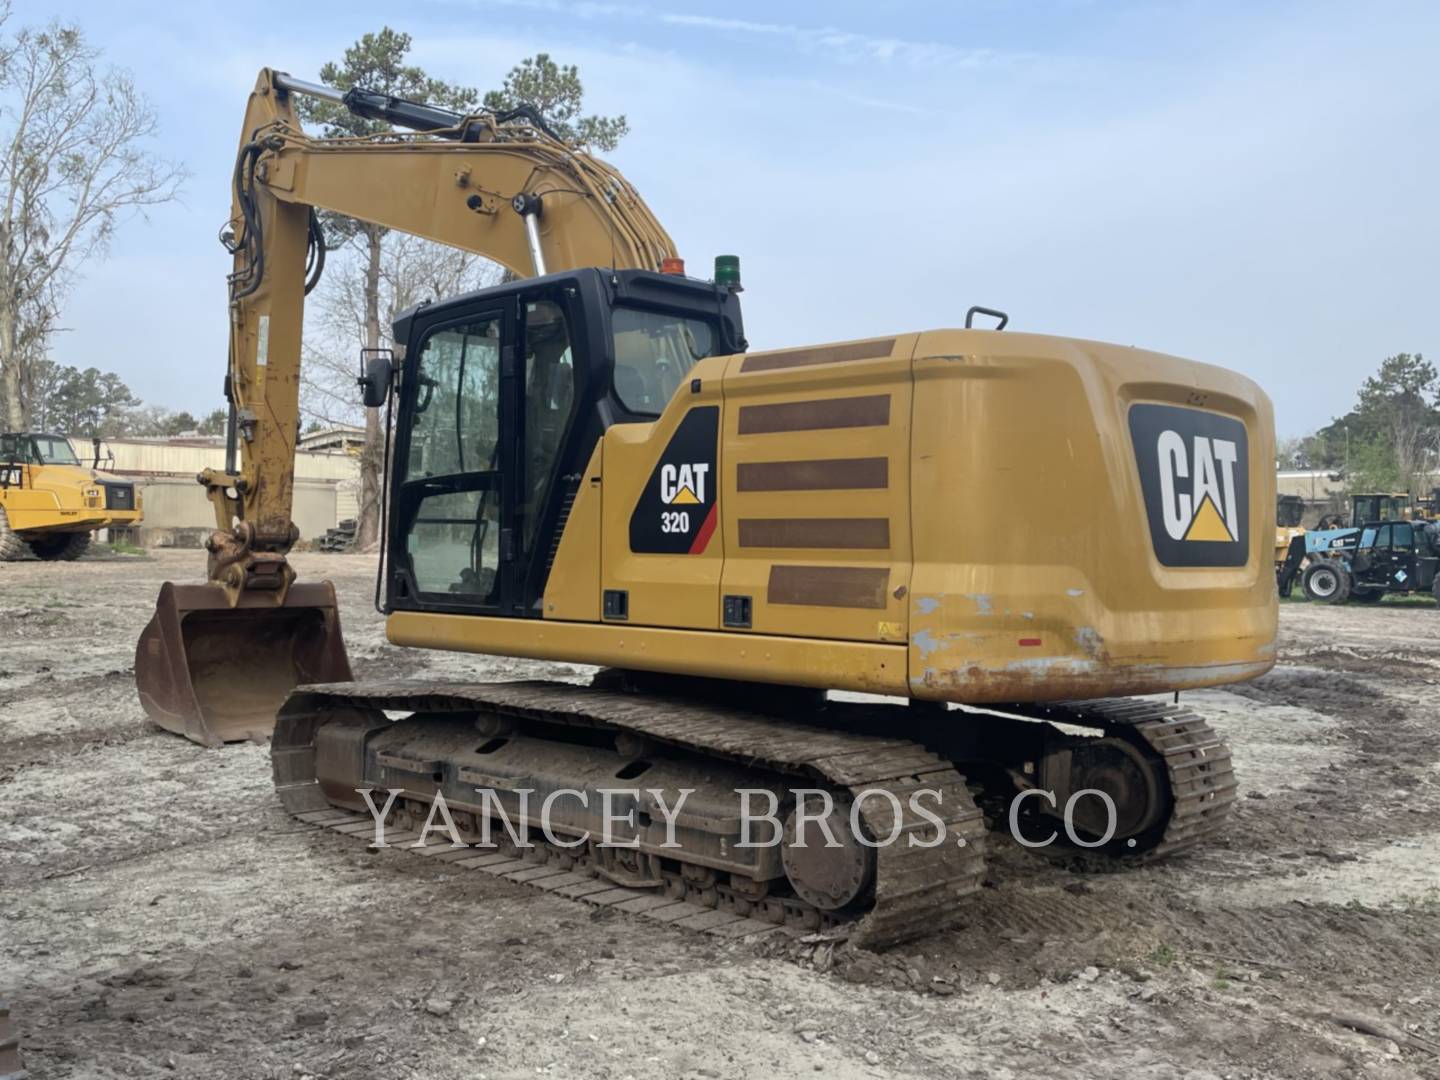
[136,581,353,747]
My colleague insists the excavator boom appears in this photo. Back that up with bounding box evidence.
[137,68,676,745]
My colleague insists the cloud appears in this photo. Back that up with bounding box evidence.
[655,13,1009,70]
[456,0,1025,70]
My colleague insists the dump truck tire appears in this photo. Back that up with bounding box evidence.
[0,998,26,1080]
[0,508,31,561]
[28,532,90,561]
[1303,560,1351,604]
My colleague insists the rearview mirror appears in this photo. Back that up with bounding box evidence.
[358,348,395,408]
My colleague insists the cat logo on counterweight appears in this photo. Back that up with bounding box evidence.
[1129,403,1250,568]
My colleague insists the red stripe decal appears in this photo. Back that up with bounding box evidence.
[1018,637,1042,647]
[689,504,719,555]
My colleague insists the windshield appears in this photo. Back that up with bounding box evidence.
[33,436,79,465]
[2,435,79,465]
[611,307,717,414]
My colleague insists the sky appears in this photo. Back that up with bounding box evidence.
[29,0,1440,438]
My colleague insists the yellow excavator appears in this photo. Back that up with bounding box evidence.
[136,69,1276,946]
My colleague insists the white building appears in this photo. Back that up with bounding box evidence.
[73,434,363,548]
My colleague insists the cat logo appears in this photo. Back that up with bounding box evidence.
[1129,404,1250,568]
[631,406,720,555]
[660,462,709,505]
[1156,430,1240,543]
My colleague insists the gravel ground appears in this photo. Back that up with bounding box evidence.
[2,550,1438,1079]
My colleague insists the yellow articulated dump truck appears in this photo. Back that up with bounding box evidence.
[0,432,143,561]
[135,70,1275,946]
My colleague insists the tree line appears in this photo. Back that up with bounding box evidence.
[1277,353,1440,495]
[23,359,226,438]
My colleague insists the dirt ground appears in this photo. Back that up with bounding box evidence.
[3,550,1438,1080]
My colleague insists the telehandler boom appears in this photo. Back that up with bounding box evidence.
[137,69,1276,945]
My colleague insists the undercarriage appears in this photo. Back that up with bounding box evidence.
[272,677,1235,948]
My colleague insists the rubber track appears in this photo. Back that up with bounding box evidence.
[988,697,1239,860]
[273,680,989,949]
[0,1000,27,1080]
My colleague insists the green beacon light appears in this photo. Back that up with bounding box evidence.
[714,254,743,292]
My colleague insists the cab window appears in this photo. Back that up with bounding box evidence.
[33,436,78,465]
[404,320,501,480]
[1393,523,1413,547]
[400,317,503,600]
[611,307,717,414]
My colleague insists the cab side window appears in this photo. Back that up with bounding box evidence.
[521,300,575,556]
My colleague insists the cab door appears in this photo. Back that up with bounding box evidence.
[1385,523,1417,589]
[387,291,591,618]
[389,303,521,613]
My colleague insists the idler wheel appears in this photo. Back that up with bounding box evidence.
[1064,737,1166,840]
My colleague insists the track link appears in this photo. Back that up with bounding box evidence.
[273,680,989,949]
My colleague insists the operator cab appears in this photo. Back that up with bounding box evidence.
[1276,494,1304,529]
[380,267,746,618]
[1,433,81,466]
[1349,492,1409,525]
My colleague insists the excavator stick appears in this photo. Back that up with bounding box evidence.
[136,581,352,747]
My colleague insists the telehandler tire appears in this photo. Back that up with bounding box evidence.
[27,532,90,561]
[1302,560,1351,604]
[0,508,31,561]
[1350,588,1384,603]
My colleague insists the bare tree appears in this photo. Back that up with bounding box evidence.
[299,32,625,545]
[0,11,184,430]
[302,233,502,537]
[297,28,477,547]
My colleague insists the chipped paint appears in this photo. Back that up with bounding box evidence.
[959,593,994,615]
[916,596,941,615]
[912,629,943,659]
[1065,588,1085,598]
[1073,626,1106,661]
[1021,611,1035,620]
[908,657,1274,704]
